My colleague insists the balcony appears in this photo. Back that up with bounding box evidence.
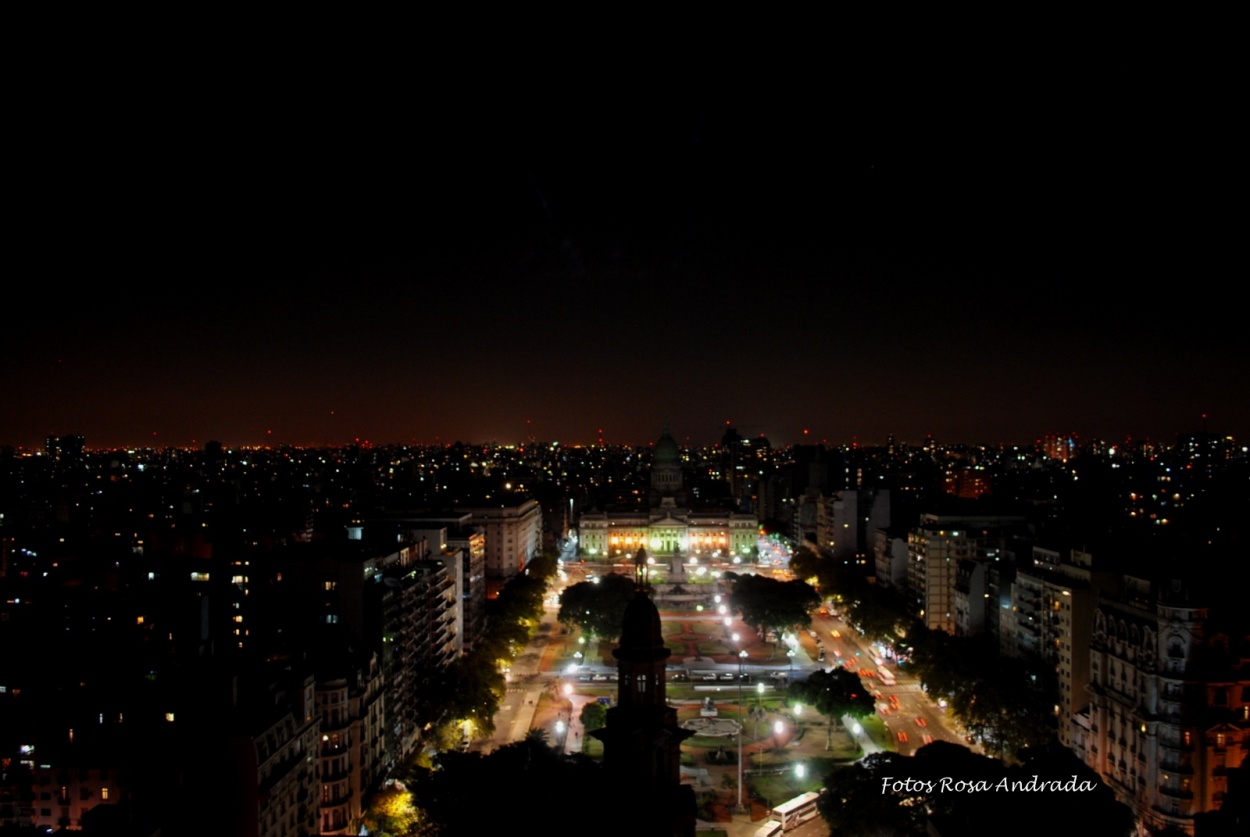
[319,762,351,782]
[1157,785,1194,800]
[1155,739,1195,754]
[1159,761,1192,774]
[320,714,352,733]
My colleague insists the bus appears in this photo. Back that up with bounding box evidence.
[878,667,896,687]
[753,821,783,837]
[770,791,821,831]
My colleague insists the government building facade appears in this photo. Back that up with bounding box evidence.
[577,427,757,562]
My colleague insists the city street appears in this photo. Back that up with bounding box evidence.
[475,551,972,834]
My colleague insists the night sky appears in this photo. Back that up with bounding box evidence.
[6,43,1246,449]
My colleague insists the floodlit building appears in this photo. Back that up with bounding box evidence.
[906,513,1024,634]
[459,498,541,581]
[577,428,756,564]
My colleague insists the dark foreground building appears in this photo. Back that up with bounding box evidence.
[591,590,696,837]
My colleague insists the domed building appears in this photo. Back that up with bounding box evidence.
[649,424,686,505]
[577,426,757,564]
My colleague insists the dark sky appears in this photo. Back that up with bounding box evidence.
[6,42,1246,449]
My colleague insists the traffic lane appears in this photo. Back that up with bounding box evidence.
[812,613,967,752]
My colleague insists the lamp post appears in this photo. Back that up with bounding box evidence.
[735,643,747,814]
[562,682,575,753]
[754,681,766,768]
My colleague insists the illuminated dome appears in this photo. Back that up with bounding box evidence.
[653,425,680,466]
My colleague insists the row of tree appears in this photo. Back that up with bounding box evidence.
[424,549,559,742]
[791,543,1058,760]
[366,551,560,834]
[906,628,1057,757]
[556,567,824,671]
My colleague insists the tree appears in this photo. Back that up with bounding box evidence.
[558,572,637,641]
[788,545,828,587]
[365,784,421,836]
[579,700,607,733]
[409,737,607,833]
[821,752,926,836]
[421,555,559,746]
[908,628,1057,760]
[437,654,504,739]
[728,573,820,653]
[787,668,875,750]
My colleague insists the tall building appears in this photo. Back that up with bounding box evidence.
[283,533,457,767]
[815,488,890,562]
[1074,574,1250,835]
[402,515,486,652]
[458,498,541,583]
[906,512,1024,634]
[1002,547,1098,749]
[872,526,909,589]
[314,651,385,836]
[225,670,321,837]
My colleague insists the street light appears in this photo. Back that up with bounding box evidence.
[734,640,747,814]
[562,683,575,753]
[754,681,766,769]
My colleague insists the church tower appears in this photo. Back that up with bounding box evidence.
[591,591,695,836]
